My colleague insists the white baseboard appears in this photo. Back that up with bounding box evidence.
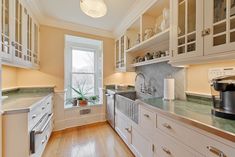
[53,113,106,131]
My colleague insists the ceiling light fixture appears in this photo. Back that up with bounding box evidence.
[80,0,107,18]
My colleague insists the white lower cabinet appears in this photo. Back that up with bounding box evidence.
[116,104,235,157]
[131,127,153,157]
[3,95,53,157]
[115,110,132,145]
[115,109,154,157]
[153,130,202,157]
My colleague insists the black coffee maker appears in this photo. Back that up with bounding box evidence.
[211,79,235,120]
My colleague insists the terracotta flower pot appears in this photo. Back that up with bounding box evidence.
[79,100,88,106]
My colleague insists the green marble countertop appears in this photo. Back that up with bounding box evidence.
[138,98,235,142]
[2,91,53,115]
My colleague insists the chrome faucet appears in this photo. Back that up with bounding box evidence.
[135,73,156,95]
[135,73,146,93]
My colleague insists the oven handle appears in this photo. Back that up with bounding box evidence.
[35,113,53,135]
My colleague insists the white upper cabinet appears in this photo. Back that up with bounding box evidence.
[171,0,204,59]
[115,35,129,72]
[0,0,40,69]
[26,13,33,65]
[0,0,12,62]
[204,0,235,55]
[12,0,24,64]
[33,22,40,67]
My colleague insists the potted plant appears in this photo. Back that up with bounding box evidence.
[71,86,89,106]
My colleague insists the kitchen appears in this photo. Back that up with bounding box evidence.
[1,0,235,157]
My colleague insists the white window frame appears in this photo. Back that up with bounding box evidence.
[65,41,102,102]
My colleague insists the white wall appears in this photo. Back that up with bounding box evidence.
[53,91,106,131]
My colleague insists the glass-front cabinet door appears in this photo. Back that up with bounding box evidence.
[33,22,39,67]
[204,0,235,55]
[120,35,125,68]
[115,35,127,72]
[115,39,120,69]
[0,0,12,61]
[26,14,32,64]
[12,0,23,63]
[172,0,203,59]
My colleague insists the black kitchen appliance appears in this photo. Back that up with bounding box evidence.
[211,79,235,120]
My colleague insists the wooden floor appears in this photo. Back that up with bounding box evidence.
[42,122,135,157]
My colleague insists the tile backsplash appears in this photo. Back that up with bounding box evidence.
[135,62,186,100]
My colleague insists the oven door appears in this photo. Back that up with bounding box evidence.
[30,113,53,154]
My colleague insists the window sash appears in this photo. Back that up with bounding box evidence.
[71,73,95,97]
[64,38,103,107]
[72,49,95,73]
[67,47,99,100]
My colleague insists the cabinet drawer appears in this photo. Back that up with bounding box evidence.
[115,111,132,145]
[158,115,235,157]
[132,128,153,157]
[29,95,53,130]
[31,119,53,157]
[154,131,200,157]
[139,106,156,137]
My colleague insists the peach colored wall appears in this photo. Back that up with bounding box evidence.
[186,60,235,94]
[2,65,18,89]
[14,25,135,90]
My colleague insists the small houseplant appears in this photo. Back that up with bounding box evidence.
[71,80,91,106]
[70,80,99,106]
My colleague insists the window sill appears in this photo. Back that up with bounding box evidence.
[64,102,103,110]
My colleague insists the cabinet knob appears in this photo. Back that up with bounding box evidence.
[162,123,172,129]
[144,114,150,118]
[125,128,131,133]
[202,28,211,36]
[11,42,16,47]
[162,147,171,155]
[32,114,37,119]
[207,146,227,157]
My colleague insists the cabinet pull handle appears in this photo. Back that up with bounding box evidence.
[162,123,172,129]
[125,128,131,133]
[41,140,46,144]
[162,147,171,155]
[42,135,48,145]
[144,114,150,118]
[32,114,37,119]
[202,28,211,36]
[11,42,16,47]
[152,144,155,152]
[207,146,227,157]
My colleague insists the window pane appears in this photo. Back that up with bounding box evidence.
[72,49,94,73]
[72,74,95,98]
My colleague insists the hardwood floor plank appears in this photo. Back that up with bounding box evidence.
[42,123,134,157]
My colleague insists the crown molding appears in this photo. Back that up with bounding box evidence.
[40,17,114,38]
[113,0,158,38]
[26,1,114,38]
[26,0,158,39]
[24,0,45,23]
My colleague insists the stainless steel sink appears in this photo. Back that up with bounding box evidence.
[118,92,139,101]
[116,91,140,124]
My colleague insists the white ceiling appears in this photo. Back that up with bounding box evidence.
[37,0,137,32]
